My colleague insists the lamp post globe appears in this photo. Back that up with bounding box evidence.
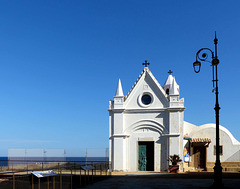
[193,60,201,73]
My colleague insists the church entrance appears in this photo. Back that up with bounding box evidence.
[193,146,206,170]
[138,141,154,171]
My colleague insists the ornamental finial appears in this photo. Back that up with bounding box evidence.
[142,60,150,67]
[214,31,218,45]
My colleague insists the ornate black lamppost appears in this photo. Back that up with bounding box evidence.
[193,32,223,188]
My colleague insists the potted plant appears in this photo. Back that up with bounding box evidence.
[168,154,182,173]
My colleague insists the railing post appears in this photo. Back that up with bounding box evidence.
[71,168,73,189]
[47,176,49,189]
[104,162,106,175]
[109,162,112,176]
[106,162,108,176]
[79,167,81,186]
[60,169,62,189]
[53,176,55,189]
[74,163,76,174]
[32,174,34,189]
[38,178,40,189]
[92,168,94,183]
[88,169,90,182]
[13,173,15,189]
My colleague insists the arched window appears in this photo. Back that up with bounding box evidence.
[166,88,169,95]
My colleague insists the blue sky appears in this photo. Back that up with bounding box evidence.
[0,0,240,157]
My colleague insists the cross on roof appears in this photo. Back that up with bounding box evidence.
[168,70,173,75]
[142,60,150,67]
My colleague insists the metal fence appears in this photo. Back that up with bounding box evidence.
[0,160,110,189]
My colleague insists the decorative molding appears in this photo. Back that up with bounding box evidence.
[111,134,130,138]
[124,108,167,113]
[167,107,186,112]
[137,92,154,108]
[108,109,125,113]
[125,69,145,100]
[109,108,170,113]
[138,137,154,141]
[145,70,168,99]
[162,133,180,137]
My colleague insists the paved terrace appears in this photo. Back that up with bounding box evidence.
[81,172,240,189]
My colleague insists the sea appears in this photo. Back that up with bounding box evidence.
[0,157,108,167]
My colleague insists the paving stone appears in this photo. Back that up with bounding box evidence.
[79,172,240,189]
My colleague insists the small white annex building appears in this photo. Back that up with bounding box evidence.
[108,65,240,172]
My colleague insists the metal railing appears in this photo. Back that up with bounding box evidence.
[0,160,111,189]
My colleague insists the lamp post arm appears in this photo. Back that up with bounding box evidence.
[196,48,215,62]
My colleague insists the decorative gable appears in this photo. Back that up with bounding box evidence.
[124,67,168,109]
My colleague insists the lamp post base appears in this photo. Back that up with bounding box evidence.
[212,162,223,188]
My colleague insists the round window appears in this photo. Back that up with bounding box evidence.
[141,94,152,105]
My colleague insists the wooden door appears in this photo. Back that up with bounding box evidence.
[193,146,206,169]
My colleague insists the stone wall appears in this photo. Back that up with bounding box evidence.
[206,162,240,172]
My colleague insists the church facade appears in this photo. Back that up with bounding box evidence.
[108,66,240,172]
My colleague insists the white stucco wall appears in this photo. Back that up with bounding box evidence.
[109,68,185,172]
[184,122,240,162]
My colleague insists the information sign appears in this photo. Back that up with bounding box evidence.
[81,165,95,170]
[32,170,58,178]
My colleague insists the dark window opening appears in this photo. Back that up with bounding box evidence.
[166,89,169,95]
[141,94,152,105]
[214,145,223,155]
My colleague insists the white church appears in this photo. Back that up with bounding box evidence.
[108,63,240,172]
